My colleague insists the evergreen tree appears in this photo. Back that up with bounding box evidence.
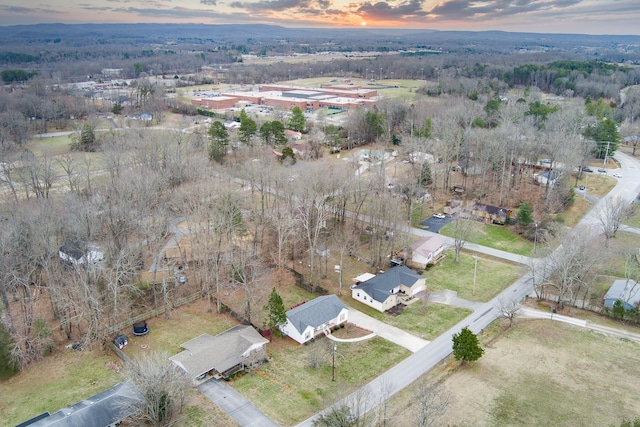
[281,146,297,165]
[208,121,229,161]
[452,327,484,363]
[418,162,433,186]
[238,110,257,145]
[517,201,533,226]
[289,106,305,132]
[271,120,287,145]
[263,287,287,340]
[260,121,273,146]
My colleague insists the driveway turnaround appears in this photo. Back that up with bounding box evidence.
[199,378,281,427]
[348,309,430,352]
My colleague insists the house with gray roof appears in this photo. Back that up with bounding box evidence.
[604,279,640,311]
[280,295,348,344]
[169,325,268,383]
[351,266,425,312]
[17,381,141,427]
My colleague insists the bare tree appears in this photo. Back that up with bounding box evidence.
[451,214,475,263]
[412,380,451,427]
[596,196,630,246]
[496,297,521,327]
[123,351,190,427]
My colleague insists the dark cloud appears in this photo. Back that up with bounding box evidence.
[428,0,583,21]
[1,5,59,14]
[356,0,427,21]
[200,0,218,5]
[230,0,313,12]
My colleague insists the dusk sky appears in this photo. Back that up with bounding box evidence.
[0,0,638,35]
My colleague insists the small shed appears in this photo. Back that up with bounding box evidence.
[604,279,640,311]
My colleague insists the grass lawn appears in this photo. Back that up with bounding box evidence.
[440,222,534,256]
[624,203,640,228]
[0,349,121,427]
[125,300,240,358]
[426,250,526,302]
[231,335,410,426]
[349,298,471,340]
[435,320,640,426]
[27,134,74,156]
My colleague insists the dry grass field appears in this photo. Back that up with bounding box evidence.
[389,318,640,427]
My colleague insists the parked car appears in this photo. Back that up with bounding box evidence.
[598,168,607,173]
[613,173,622,178]
[578,186,586,191]
[433,213,446,219]
[581,166,593,172]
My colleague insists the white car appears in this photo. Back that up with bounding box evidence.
[433,213,446,219]
[612,173,622,178]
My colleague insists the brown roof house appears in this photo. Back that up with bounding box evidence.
[170,325,268,384]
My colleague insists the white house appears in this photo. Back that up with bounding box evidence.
[351,266,425,312]
[58,239,104,267]
[406,235,446,268]
[280,295,348,344]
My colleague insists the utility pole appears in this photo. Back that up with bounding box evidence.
[473,255,478,296]
[533,222,538,254]
[332,343,337,381]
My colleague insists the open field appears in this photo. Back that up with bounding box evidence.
[445,320,640,426]
[426,250,526,302]
[388,318,640,427]
[231,333,409,426]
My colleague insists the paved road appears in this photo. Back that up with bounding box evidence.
[199,379,280,427]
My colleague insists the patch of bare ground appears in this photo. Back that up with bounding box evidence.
[428,319,640,427]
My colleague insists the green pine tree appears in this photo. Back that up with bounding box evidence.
[264,287,287,340]
[289,106,305,132]
[517,201,533,226]
[452,327,484,363]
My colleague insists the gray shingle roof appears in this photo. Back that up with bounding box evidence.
[605,279,640,307]
[21,381,141,427]
[353,266,421,303]
[170,325,267,378]
[286,295,347,335]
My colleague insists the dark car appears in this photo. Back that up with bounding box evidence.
[598,168,607,173]
[581,166,593,172]
[113,334,128,349]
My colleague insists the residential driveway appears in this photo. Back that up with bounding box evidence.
[348,308,429,352]
[418,215,452,233]
[199,378,281,427]
[428,290,484,311]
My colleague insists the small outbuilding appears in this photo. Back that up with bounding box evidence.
[604,279,640,311]
[59,239,104,267]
